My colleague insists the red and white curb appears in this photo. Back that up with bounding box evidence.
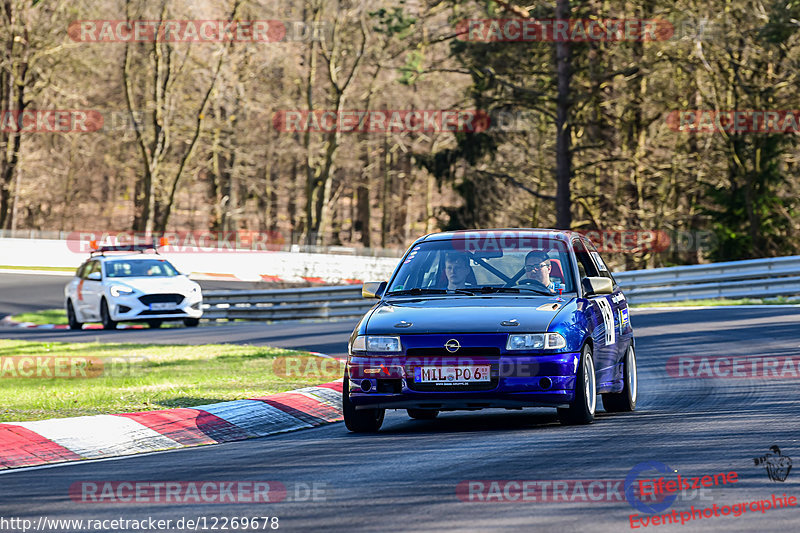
[0,381,342,470]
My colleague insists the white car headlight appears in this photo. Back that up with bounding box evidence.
[349,335,401,354]
[506,333,566,351]
[109,285,135,297]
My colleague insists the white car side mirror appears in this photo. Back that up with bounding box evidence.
[87,272,101,281]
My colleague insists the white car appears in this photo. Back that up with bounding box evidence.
[64,244,203,330]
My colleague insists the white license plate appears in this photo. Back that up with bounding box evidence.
[415,365,491,383]
[150,303,176,311]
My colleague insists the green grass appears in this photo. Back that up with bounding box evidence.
[631,296,800,307]
[0,339,341,422]
[0,265,75,272]
[9,309,68,325]
[8,308,183,328]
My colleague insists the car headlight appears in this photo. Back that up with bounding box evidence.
[506,333,567,351]
[349,335,401,354]
[109,285,135,297]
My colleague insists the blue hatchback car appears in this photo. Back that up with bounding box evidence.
[343,229,637,432]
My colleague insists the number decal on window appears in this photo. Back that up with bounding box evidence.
[590,251,608,272]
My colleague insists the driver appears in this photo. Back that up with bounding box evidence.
[444,253,471,290]
[524,250,556,293]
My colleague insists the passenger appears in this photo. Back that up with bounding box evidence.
[444,253,472,290]
[524,250,556,293]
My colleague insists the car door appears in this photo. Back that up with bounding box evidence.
[72,260,92,317]
[66,262,87,310]
[582,238,630,386]
[79,260,104,320]
[572,238,619,389]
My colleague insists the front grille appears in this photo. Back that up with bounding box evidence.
[406,347,501,357]
[139,309,187,316]
[139,293,184,305]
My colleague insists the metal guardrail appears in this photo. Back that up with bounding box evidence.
[201,256,800,320]
[615,255,800,303]
[202,285,373,321]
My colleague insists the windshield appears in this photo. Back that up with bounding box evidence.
[105,259,180,278]
[387,235,574,296]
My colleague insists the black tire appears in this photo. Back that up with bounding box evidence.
[407,409,439,420]
[100,298,117,330]
[558,343,596,425]
[602,343,638,413]
[343,371,385,432]
[183,318,200,327]
[147,320,163,329]
[66,300,83,330]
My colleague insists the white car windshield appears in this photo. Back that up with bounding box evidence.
[387,235,574,296]
[105,259,179,278]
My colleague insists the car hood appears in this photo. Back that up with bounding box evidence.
[365,296,572,334]
[107,276,199,294]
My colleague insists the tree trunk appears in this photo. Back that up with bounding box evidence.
[554,0,572,230]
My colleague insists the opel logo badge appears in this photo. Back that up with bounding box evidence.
[445,339,460,353]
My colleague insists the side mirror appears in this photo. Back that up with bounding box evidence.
[582,276,612,296]
[87,271,102,281]
[362,281,387,299]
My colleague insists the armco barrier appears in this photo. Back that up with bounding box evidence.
[201,256,800,320]
[614,256,800,304]
[202,285,373,320]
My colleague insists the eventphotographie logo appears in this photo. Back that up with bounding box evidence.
[754,446,792,482]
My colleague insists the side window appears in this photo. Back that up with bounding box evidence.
[83,261,101,279]
[573,239,599,279]
[584,240,617,285]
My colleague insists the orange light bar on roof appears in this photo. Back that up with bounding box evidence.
[89,240,98,250]
[159,237,169,247]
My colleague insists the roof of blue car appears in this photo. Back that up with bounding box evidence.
[419,229,574,242]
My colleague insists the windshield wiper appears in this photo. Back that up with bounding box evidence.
[386,288,446,296]
[385,288,475,296]
[473,286,555,296]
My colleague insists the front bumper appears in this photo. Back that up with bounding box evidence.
[347,352,581,410]
[108,293,203,321]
